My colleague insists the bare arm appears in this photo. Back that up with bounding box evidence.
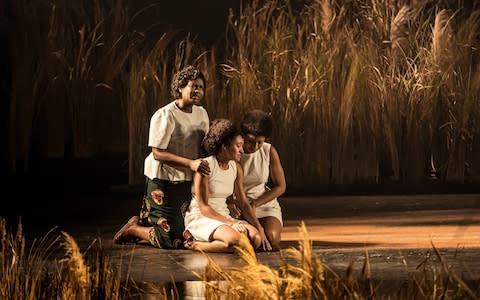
[234,162,272,250]
[152,147,210,176]
[194,172,234,225]
[250,145,286,208]
[233,163,260,227]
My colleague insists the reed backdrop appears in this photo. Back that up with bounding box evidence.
[3,0,479,190]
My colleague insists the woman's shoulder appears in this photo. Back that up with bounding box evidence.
[192,105,208,117]
[192,104,207,112]
[204,155,216,163]
[150,103,176,125]
[190,105,209,125]
[261,142,272,154]
[152,102,175,117]
[204,156,219,171]
[228,159,237,169]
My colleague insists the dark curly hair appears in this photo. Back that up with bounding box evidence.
[240,110,273,138]
[203,119,241,156]
[170,65,206,100]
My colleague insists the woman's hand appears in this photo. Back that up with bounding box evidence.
[226,195,242,218]
[231,221,248,234]
[190,159,210,176]
[258,225,272,251]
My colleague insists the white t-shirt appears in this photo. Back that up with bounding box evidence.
[144,101,209,181]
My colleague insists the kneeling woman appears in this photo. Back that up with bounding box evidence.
[184,119,271,252]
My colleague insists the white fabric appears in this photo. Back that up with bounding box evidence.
[241,142,283,224]
[144,102,209,181]
[184,156,238,242]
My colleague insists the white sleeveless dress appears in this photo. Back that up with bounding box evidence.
[184,156,237,242]
[241,142,283,225]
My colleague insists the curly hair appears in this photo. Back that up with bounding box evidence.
[202,119,240,156]
[170,65,206,100]
[240,109,273,138]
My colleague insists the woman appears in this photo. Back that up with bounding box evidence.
[113,65,210,248]
[229,110,286,251]
[184,119,271,253]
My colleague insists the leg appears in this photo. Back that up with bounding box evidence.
[126,224,155,242]
[243,223,262,249]
[115,222,169,249]
[188,225,240,253]
[139,179,192,249]
[113,216,150,244]
[259,216,282,251]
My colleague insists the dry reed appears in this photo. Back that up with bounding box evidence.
[0,219,126,299]
[5,0,480,189]
[1,217,478,299]
[199,221,479,299]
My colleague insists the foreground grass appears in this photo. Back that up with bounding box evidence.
[203,223,479,299]
[0,218,478,299]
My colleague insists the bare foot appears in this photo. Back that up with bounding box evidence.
[113,216,139,244]
[183,229,194,249]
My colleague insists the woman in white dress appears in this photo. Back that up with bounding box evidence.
[184,119,271,252]
[228,110,286,251]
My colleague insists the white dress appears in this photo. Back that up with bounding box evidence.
[241,142,283,225]
[184,156,237,242]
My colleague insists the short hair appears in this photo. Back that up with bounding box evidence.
[203,119,240,156]
[240,110,273,138]
[170,65,206,100]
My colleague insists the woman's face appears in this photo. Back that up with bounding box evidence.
[180,78,205,105]
[226,135,244,162]
[242,134,265,154]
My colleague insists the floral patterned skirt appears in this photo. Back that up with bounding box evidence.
[138,178,192,249]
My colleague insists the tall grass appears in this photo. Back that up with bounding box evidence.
[5,0,137,167]
[0,218,132,299]
[126,32,175,185]
[220,0,480,188]
[62,0,136,158]
[7,0,58,171]
[5,0,479,189]
[0,218,59,298]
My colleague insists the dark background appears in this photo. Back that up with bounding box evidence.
[0,0,241,226]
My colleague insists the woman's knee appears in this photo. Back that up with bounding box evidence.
[223,232,241,247]
[250,233,262,249]
[266,229,281,247]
